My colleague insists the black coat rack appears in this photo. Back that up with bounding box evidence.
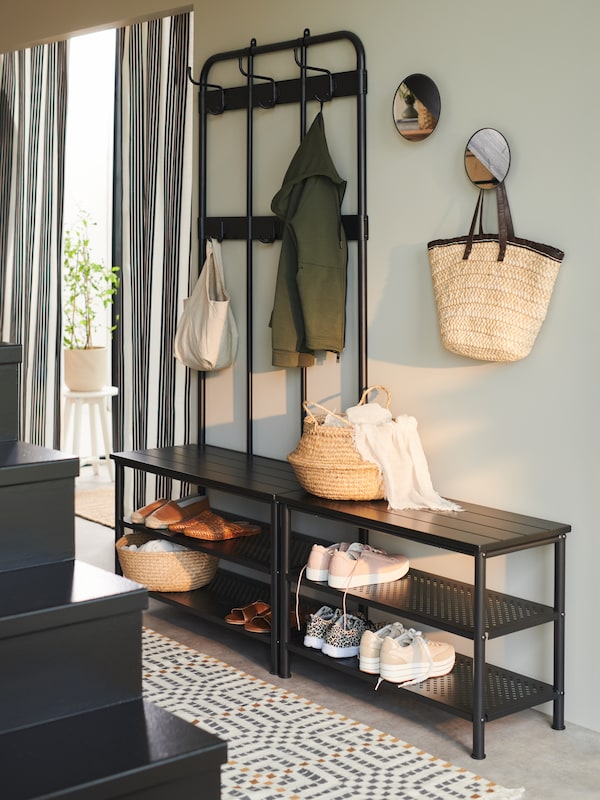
[190,29,368,454]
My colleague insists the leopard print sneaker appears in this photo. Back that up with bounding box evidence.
[303,606,342,649]
[321,613,375,659]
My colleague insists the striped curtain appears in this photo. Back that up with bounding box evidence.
[0,42,67,447]
[113,14,195,512]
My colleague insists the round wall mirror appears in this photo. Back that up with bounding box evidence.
[393,74,440,141]
[464,128,511,188]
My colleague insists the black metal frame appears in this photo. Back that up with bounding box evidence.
[279,491,568,760]
[112,29,568,761]
[193,28,368,454]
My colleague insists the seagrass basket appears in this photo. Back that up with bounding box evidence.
[116,532,219,592]
[287,386,389,501]
[428,184,564,362]
[416,99,437,131]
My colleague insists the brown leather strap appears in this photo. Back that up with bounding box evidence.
[464,184,515,262]
[496,182,514,261]
[463,189,485,259]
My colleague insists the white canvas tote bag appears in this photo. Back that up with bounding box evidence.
[174,238,238,371]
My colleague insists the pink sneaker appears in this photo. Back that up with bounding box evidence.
[328,546,409,589]
[306,543,352,582]
[306,542,386,582]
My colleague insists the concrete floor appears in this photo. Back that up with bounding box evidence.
[74,468,599,799]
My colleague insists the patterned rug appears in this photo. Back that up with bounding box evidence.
[142,628,525,800]
[75,485,115,528]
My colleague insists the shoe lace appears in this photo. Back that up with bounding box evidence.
[297,543,381,631]
[339,544,387,628]
[375,628,435,690]
[295,563,307,631]
[340,552,362,624]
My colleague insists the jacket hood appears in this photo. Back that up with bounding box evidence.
[271,112,346,217]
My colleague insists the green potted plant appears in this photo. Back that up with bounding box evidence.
[63,212,120,391]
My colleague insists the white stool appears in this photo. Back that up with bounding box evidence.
[62,386,118,481]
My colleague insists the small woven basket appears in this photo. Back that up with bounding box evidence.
[116,532,219,592]
[416,99,436,131]
[287,386,388,501]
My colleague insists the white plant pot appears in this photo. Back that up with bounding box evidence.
[64,347,109,392]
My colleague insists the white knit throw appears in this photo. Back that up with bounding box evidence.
[344,404,461,512]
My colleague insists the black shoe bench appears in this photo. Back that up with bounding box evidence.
[112,442,569,760]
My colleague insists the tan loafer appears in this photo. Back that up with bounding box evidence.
[145,495,210,529]
[130,498,168,524]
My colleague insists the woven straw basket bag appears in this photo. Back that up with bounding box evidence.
[428,184,564,362]
[287,386,389,501]
[116,532,219,592]
[416,99,437,131]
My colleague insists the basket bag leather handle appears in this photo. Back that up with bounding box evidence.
[496,181,515,261]
[463,189,485,259]
[463,185,511,262]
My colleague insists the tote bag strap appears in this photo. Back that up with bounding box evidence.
[463,185,511,262]
[496,181,515,261]
[210,237,227,284]
[463,189,485,259]
[205,238,228,301]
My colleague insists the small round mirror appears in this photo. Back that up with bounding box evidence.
[393,74,440,141]
[464,128,511,188]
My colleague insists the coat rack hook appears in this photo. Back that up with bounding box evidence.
[189,69,225,114]
[238,56,278,109]
[258,220,277,244]
[186,66,200,86]
[292,47,334,103]
[204,82,225,114]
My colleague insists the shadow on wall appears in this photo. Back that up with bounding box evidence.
[367,242,471,369]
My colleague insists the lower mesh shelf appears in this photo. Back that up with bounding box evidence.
[149,569,271,630]
[287,639,555,721]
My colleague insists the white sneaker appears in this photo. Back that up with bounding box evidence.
[359,622,406,674]
[378,628,455,687]
[328,545,409,589]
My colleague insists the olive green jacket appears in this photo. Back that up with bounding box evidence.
[270,112,348,368]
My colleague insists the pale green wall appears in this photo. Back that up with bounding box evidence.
[2,0,598,735]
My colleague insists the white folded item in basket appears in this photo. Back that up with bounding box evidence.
[125,539,191,553]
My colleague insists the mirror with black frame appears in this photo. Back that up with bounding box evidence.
[464,128,511,188]
[393,73,440,141]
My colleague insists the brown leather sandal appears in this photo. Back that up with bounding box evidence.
[224,601,270,625]
[243,610,296,634]
[171,509,261,540]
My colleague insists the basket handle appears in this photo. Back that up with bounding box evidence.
[496,181,514,262]
[302,400,351,426]
[463,186,512,263]
[358,385,392,409]
[303,386,392,424]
